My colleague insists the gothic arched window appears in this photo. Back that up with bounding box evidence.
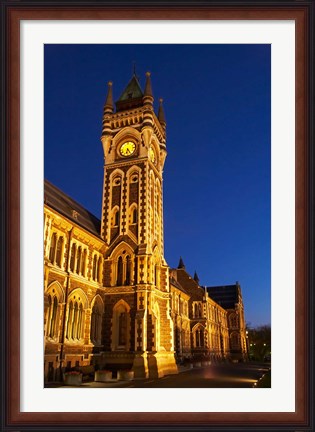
[194,328,204,348]
[55,236,64,267]
[76,304,83,339]
[117,256,123,286]
[90,301,102,345]
[112,300,130,351]
[76,246,82,274]
[47,295,58,338]
[118,312,127,345]
[72,302,79,339]
[70,243,76,272]
[66,301,73,339]
[81,249,87,276]
[194,303,199,318]
[198,303,202,318]
[125,255,131,285]
[92,255,97,280]
[97,256,102,282]
[49,233,57,263]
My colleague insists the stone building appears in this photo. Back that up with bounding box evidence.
[44,72,247,383]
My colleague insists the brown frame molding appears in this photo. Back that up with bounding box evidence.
[2,2,313,430]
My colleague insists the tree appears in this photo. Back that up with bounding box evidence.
[247,325,271,361]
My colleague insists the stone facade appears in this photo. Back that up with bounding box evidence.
[44,72,247,383]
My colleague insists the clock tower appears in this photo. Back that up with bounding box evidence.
[100,72,178,378]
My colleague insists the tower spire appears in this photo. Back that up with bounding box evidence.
[143,71,154,106]
[104,81,114,114]
[158,98,166,128]
[178,256,185,269]
[194,271,200,284]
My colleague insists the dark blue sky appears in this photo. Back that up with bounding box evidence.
[44,44,271,327]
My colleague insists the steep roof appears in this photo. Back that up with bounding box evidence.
[115,74,143,111]
[172,268,205,301]
[44,180,101,237]
[169,275,189,296]
[206,284,241,309]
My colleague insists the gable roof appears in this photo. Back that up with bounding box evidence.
[171,268,205,301]
[44,179,101,237]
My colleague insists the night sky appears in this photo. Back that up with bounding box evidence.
[44,44,271,328]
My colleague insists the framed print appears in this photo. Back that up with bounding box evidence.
[1,1,314,431]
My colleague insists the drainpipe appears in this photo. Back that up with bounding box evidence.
[59,227,73,381]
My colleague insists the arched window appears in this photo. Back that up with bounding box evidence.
[72,302,78,339]
[97,256,102,282]
[117,256,123,286]
[134,257,138,284]
[66,301,83,341]
[230,332,240,349]
[118,312,127,345]
[76,246,82,274]
[195,328,204,347]
[90,302,102,344]
[47,295,58,338]
[81,249,87,276]
[112,300,130,351]
[55,236,64,267]
[65,290,86,343]
[76,304,83,339]
[49,233,57,263]
[111,207,120,227]
[70,243,76,272]
[198,303,202,318]
[92,255,97,280]
[175,296,179,313]
[194,303,199,318]
[125,256,131,285]
[132,208,137,224]
[66,301,73,339]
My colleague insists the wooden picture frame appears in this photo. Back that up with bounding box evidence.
[1,1,313,430]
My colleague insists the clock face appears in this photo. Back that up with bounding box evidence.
[120,141,136,157]
[149,147,156,163]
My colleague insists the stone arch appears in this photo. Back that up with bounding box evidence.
[150,136,160,164]
[46,280,65,303]
[45,281,65,341]
[90,294,104,345]
[192,323,206,348]
[68,287,89,309]
[126,165,141,179]
[109,168,124,186]
[109,241,134,260]
[111,299,131,351]
[65,288,88,343]
[112,127,141,151]
[90,293,104,310]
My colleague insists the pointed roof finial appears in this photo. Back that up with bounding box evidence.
[104,81,114,114]
[133,61,136,76]
[178,256,185,269]
[193,271,200,284]
[158,98,166,128]
[143,71,154,106]
[144,71,153,97]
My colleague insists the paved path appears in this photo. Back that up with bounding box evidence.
[47,362,270,389]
